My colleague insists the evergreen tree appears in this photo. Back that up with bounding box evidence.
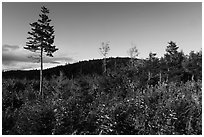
[164,41,185,82]
[164,41,179,81]
[165,41,179,68]
[182,50,202,81]
[145,52,160,85]
[24,6,58,99]
[166,41,179,55]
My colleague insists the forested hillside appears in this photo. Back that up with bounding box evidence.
[2,42,202,135]
[2,57,130,80]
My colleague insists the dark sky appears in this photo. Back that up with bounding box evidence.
[2,2,202,70]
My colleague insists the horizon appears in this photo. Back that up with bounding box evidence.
[2,56,135,71]
[2,2,202,71]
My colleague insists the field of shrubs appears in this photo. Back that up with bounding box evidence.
[2,69,202,135]
[2,41,202,135]
[2,4,202,134]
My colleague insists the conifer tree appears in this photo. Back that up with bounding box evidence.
[24,6,58,99]
[164,41,179,81]
[164,41,185,82]
[182,50,202,81]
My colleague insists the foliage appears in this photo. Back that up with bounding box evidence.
[182,50,202,81]
[2,41,202,135]
[2,74,202,135]
[24,6,58,56]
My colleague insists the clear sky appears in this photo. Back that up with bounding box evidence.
[2,2,202,70]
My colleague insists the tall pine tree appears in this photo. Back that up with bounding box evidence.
[24,6,58,99]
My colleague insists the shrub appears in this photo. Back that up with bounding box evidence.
[2,74,202,135]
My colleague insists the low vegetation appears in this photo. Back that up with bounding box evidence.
[2,42,202,135]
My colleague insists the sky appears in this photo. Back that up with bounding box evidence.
[2,2,202,70]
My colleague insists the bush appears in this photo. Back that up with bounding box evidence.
[2,73,202,135]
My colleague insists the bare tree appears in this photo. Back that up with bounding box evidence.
[128,43,139,67]
[99,41,110,75]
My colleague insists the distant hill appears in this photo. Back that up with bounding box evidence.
[2,57,132,80]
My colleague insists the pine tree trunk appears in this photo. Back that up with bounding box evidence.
[40,47,43,99]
